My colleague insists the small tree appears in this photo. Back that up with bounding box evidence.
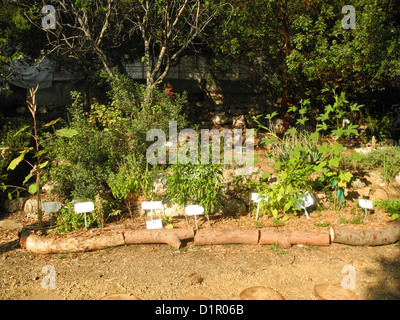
[1,85,77,229]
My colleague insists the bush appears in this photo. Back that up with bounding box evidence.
[361,147,400,182]
[0,118,32,198]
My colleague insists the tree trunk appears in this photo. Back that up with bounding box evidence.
[20,228,195,253]
[193,229,260,246]
[259,229,331,249]
[330,222,400,246]
[21,231,126,254]
[123,228,194,249]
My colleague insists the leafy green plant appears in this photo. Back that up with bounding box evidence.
[374,198,400,220]
[316,88,363,139]
[166,144,224,219]
[0,85,77,228]
[362,147,400,182]
[53,200,96,233]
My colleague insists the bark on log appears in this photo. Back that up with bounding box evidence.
[22,232,126,254]
[193,229,259,246]
[330,222,400,246]
[259,229,331,249]
[123,228,194,249]
[21,228,195,253]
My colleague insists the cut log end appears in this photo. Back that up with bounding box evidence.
[240,286,285,300]
[314,284,358,300]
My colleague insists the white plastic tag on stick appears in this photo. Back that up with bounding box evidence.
[42,201,61,213]
[42,201,61,227]
[251,193,268,220]
[141,201,162,210]
[146,219,163,230]
[359,199,373,223]
[185,205,204,230]
[295,192,314,219]
[74,201,94,230]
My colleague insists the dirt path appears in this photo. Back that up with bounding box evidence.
[1,204,400,300]
[1,234,399,300]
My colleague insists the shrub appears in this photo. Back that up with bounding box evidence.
[361,147,400,182]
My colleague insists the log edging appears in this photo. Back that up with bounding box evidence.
[20,223,400,254]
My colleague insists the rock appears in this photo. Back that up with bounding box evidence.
[24,198,49,220]
[162,202,186,218]
[214,197,247,216]
[395,173,400,186]
[351,178,366,189]
[222,169,236,184]
[3,197,28,213]
[370,187,400,201]
[212,113,231,126]
[38,106,48,114]
[232,115,246,129]
[244,114,256,128]
[365,171,384,187]
[357,187,371,198]
[41,182,55,193]
[381,139,396,147]
[152,174,167,196]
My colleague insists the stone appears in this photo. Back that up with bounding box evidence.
[212,113,231,126]
[370,187,400,201]
[351,178,366,189]
[162,202,186,218]
[152,174,167,196]
[214,197,247,216]
[3,197,28,213]
[365,171,384,187]
[357,187,371,198]
[24,198,49,219]
[222,169,236,184]
[396,173,400,186]
[232,115,246,129]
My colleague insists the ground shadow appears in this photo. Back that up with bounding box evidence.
[364,246,400,300]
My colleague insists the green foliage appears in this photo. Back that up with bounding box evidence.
[166,147,224,218]
[374,198,400,220]
[53,200,96,233]
[107,154,156,201]
[362,147,400,182]
[255,90,364,216]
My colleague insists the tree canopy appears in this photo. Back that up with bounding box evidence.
[1,0,399,114]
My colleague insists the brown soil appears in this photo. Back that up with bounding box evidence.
[1,203,399,300]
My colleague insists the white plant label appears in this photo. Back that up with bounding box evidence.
[42,201,61,213]
[359,199,373,209]
[185,205,204,216]
[74,202,94,213]
[296,192,314,209]
[141,201,162,210]
[146,219,163,230]
[251,192,268,203]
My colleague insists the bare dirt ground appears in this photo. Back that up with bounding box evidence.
[1,205,400,300]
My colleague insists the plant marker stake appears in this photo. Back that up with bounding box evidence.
[295,192,313,220]
[142,201,163,230]
[359,199,373,224]
[185,205,204,230]
[74,202,95,231]
[251,193,268,220]
[42,201,61,227]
